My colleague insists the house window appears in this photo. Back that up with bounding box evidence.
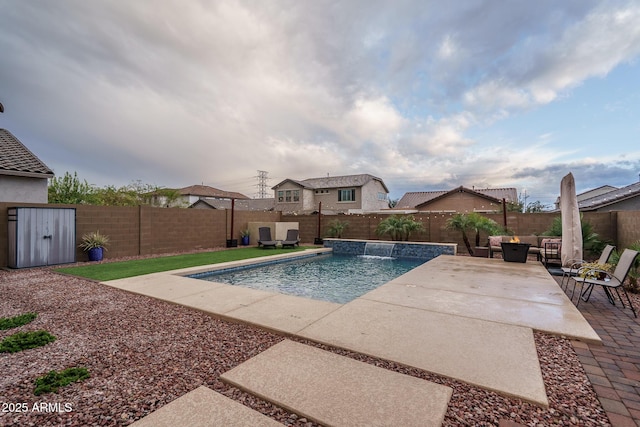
[377,192,387,201]
[278,190,299,203]
[338,189,356,202]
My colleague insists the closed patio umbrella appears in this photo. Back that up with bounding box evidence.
[560,172,583,266]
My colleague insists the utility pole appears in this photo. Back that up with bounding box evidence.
[255,170,269,199]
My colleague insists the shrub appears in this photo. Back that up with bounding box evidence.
[0,312,37,330]
[326,219,349,238]
[0,330,56,353]
[79,230,110,251]
[445,213,501,255]
[34,367,90,396]
[376,215,424,241]
[543,215,604,256]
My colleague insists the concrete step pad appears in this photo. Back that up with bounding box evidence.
[298,298,548,406]
[129,386,282,427]
[221,340,453,427]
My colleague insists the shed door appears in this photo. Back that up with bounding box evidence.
[11,208,76,268]
[47,209,76,265]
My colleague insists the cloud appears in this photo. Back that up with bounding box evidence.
[400,113,476,159]
[1,0,639,205]
[463,2,640,112]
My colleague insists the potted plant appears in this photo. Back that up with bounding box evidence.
[79,231,109,262]
[240,229,250,246]
[578,262,613,280]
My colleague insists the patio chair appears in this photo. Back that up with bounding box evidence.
[561,244,615,290]
[257,227,277,249]
[540,240,562,268]
[281,229,300,248]
[570,249,639,318]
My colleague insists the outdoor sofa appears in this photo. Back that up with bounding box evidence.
[488,235,562,262]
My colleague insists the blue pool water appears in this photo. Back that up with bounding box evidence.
[193,254,426,303]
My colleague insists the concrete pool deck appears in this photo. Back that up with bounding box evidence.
[108,251,600,423]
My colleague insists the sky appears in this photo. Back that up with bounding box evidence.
[1,1,639,207]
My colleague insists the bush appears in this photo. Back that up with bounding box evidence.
[326,219,349,238]
[543,215,604,257]
[0,330,56,353]
[0,312,37,330]
[34,367,90,396]
[376,215,424,241]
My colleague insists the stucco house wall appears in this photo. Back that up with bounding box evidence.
[360,179,389,212]
[0,129,54,204]
[0,175,49,204]
[274,181,305,213]
[303,188,317,211]
[272,174,389,214]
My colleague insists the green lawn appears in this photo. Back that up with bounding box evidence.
[56,247,310,281]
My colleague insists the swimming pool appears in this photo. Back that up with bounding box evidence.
[191,253,427,304]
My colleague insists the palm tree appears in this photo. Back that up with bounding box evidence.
[326,219,349,238]
[445,213,501,255]
[468,213,501,247]
[445,213,475,255]
[375,215,424,241]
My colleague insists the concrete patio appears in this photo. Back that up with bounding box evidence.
[111,251,600,425]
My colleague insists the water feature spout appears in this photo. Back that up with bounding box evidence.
[363,242,396,258]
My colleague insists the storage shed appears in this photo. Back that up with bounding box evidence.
[8,207,76,268]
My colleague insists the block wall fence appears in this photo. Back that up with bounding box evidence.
[0,202,638,268]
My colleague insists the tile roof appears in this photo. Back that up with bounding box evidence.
[190,198,275,210]
[576,185,618,201]
[178,185,249,200]
[0,129,54,178]
[396,187,517,209]
[578,181,640,211]
[273,174,389,192]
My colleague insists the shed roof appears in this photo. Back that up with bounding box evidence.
[0,129,54,178]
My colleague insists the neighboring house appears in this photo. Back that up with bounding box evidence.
[396,186,518,213]
[576,181,640,212]
[190,198,275,211]
[151,184,250,207]
[271,173,389,214]
[554,185,618,210]
[0,129,54,203]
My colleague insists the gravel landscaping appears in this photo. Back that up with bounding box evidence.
[0,264,611,426]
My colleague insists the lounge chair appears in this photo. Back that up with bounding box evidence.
[570,249,639,318]
[257,227,277,249]
[561,244,615,290]
[281,229,300,248]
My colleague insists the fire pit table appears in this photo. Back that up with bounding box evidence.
[501,242,531,263]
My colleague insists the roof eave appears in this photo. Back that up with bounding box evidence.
[0,169,55,179]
